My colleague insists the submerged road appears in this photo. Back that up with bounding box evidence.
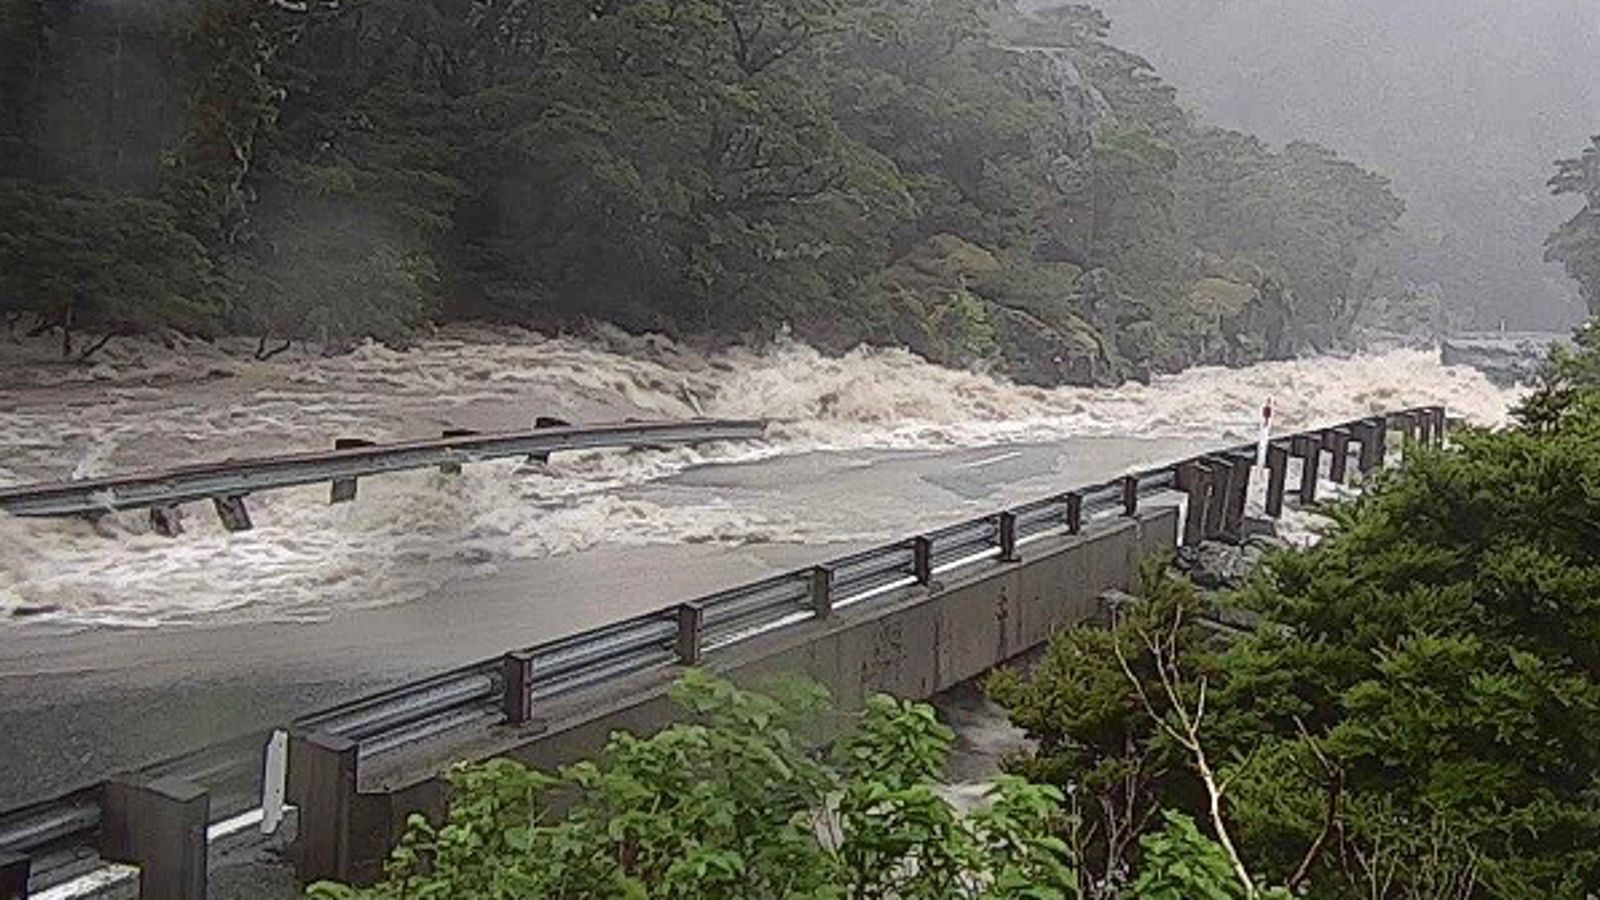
[0,435,1203,808]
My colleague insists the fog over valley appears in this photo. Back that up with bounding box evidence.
[1076,0,1600,330]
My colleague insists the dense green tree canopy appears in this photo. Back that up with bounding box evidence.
[0,0,1409,378]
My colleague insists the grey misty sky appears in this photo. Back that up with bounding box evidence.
[1072,0,1600,327]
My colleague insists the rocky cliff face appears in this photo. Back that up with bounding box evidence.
[1440,332,1569,387]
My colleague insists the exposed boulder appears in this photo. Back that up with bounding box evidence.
[1172,527,1290,592]
[988,303,1104,387]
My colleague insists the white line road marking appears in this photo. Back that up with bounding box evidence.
[957,451,1022,470]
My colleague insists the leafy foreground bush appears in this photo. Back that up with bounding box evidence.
[991,353,1600,899]
[307,670,1087,900]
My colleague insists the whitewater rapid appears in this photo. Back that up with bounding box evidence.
[0,326,1519,629]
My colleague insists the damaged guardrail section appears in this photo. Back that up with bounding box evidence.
[0,406,1448,898]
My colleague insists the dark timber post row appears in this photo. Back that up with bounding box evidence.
[1296,434,1322,504]
[675,603,704,666]
[997,512,1020,563]
[1,851,29,900]
[1352,420,1379,473]
[288,731,359,884]
[330,439,376,503]
[99,776,209,900]
[1223,456,1252,540]
[1176,461,1209,547]
[1201,459,1231,541]
[1120,475,1139,517]
[502,652,536,725]
[911,536,933,585]
[1325,428,1352,484]
[810,566,834,619]
[1265,443,1290,518]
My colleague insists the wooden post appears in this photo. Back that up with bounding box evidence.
[1064,492,1083,535]
[1265,443,1289,518]
[0,852,28,900]
[1369,416,1388,468]
[1296,435,1321,505]
[1202,460,1230,540]
[1433,406,1448,445]
[212,495,252,532]
[1120,475,1139,517]
[675,604,703,666]
[1351,421,1379,473]
[911,536,933,585]
[1223,456,1252,540]
[329,439,374,504]
[1177,462,1209,547]
[809,566,833,618]
[1325,429,1352,484]
[100,777,209,900]
[287,731,359,884]
[501,652,535,725]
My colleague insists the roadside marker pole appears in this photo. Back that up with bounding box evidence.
[261,730,289,835]
[1256,398,1273,467]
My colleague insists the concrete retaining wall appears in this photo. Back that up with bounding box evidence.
[300,508,1179,884]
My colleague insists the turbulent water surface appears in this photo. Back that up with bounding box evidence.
[0,326,1519,629]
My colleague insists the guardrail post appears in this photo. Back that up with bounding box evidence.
[212,495,252,532]
[526,417,571,464]
[1432,406,1448,445]
[1324,429,1352,484]
[99,776,209,900]
[1120,476,1139,517]
[439,429,479,475]
[287,731,358,884]
[1265,443,1289,518]
[911,536,933,585]
[1064,492,1083,535]
[1296,434,1322,505]
[1,851,28,900]
[149,504,183,537]
[1368,416,1388,468]
[675,604,704,666]
[997,512,1019,562]
[1176,462,1209,547]
[330,439,375,503]
[809,566,834,619]
[502,652,535,725]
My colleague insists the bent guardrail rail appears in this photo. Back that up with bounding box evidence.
[0,406,1448,898]
[0,418,767,533]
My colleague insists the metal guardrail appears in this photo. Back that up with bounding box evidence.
[0,406,1450,897]
[0,418,767,528]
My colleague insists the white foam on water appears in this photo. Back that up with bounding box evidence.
[0,327,1522,628]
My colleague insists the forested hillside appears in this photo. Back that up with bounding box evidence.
[0,0,1411,383]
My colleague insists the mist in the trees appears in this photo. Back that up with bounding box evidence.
[1058,0,1600,330]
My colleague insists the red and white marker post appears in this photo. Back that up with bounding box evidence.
[1256,398,1273,467]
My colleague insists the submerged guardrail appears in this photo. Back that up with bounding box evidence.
[0,418,766,534]
[0,406,1448,899]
